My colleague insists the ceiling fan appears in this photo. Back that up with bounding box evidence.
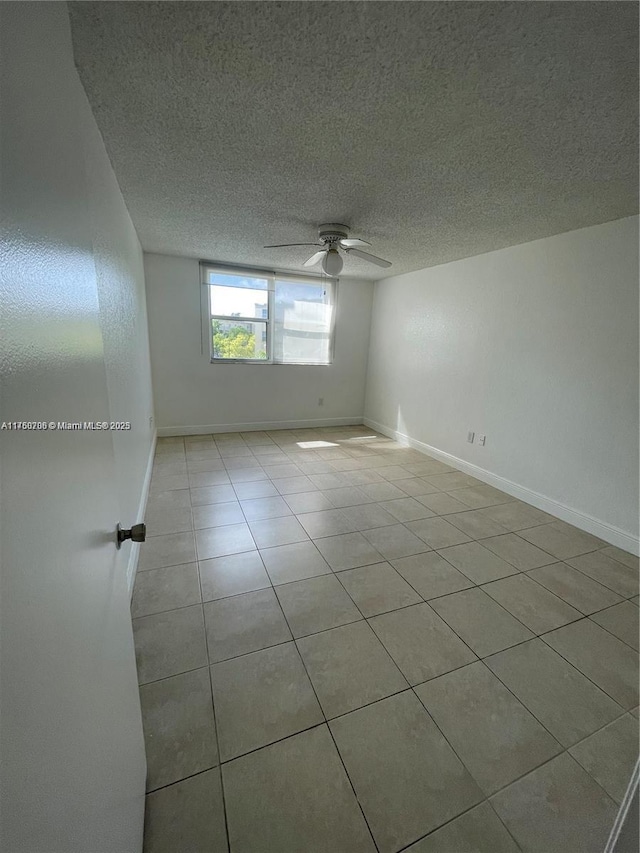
[264,223,391,277]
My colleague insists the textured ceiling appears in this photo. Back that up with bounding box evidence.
[69,1,638,279]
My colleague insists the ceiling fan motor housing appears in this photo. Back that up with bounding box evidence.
[318,223,350,244]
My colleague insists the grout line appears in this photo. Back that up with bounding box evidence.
[490,746,620,806]
[141,429,636,848]
[136,549,634,671]
[132,601,204,630]
[205,580,377,837]
[412,673,621,813]
[392,798,518,853]
[424,654,570,754]
[323,722,382,852]
[587,609,639,652]
[138,555,634,652]
[483,798,526,853]
[521,562,630,619]
[142,665,630,824]
[198,562,232,852]
[207,672,231,853]
[561,558,638,599]
[275,585,383,853]
[486,654,630,745]
[137,662,210,689]
[537,630,639,710]
[209,634,296,668]
[145,764,221,797]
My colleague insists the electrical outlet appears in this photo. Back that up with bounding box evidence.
[467,431,474,443]
[318,397,324,406]
[478,434,486,446]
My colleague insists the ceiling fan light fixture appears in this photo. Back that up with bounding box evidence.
[266,223,390,272]
[322,247,343,277]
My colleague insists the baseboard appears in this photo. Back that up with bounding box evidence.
[157,416,364,437]
[364,417,640,556]
[126,430,157,597]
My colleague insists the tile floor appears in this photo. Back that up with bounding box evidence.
[133,425,639,853]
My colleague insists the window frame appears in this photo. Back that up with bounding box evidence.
[201,262,337,366]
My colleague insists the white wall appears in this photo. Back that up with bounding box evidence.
[144,252,373,433]
[364,217,639,551]
[82,116,156,589]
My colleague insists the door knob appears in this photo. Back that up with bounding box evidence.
[116,522,146,549]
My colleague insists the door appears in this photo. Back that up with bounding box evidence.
[0,4,146,851]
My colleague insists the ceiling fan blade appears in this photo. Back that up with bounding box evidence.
[263,242,322,248]
[345,247,392,268]
[303,250,328,267]
[339,238,371,248]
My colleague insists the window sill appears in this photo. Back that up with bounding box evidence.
[210,359,333,366]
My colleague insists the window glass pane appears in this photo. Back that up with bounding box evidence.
[207,272,269,290]
[210,285,268,320]
[273,280,333,364]
[212,319,267,360]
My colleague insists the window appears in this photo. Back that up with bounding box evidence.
[202,264,335,364]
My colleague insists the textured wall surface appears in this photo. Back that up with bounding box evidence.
[144,252,373,432]
[364,216,639,542]
[69,2,637,278]
[82,111,156,563]
[0,3,149,849]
